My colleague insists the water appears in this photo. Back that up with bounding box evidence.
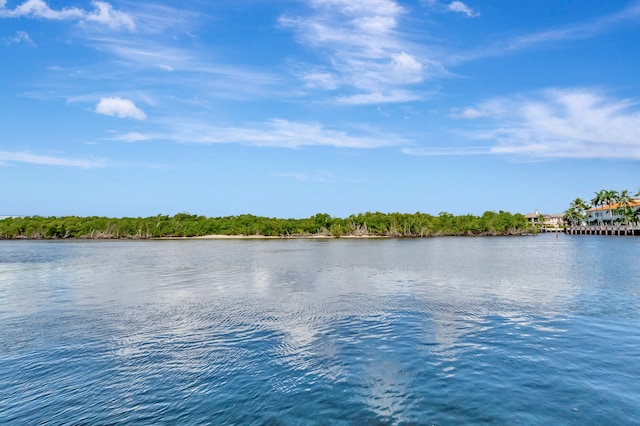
[1,234,639,424]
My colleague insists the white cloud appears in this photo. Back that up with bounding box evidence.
[310,0,405,18]
[84,1,135,31]
[0,0,134,31]
[0,0,83,20]
[390,52,423,83]
[449,97,512,119]
[4,30,35,46]
[112,132,149,142]
[354,15,396,32]
[301,72,338,90]
[336,90,422,105]
[0,150,105,168]
[422,0,479,18]
[112,118,405,149]
[280,0,430,104]
[95,97,147,120]
[449,107,494,119]
[450,88,640,159]
[447,1,478,18]
[88,37,193,69]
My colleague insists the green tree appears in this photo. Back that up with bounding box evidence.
[631,208,640,225]
[569,197,590,223]
[563,207,580,227]
[591,190,606,225]
[618,190,633,209]
[617,190,633,225]
[602,190,619,224]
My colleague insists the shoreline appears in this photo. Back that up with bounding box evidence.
[161,234,390,240]
[1,232,533,241]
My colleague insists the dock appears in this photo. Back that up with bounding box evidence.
[565,225,640,236]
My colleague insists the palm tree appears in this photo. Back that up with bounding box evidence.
[570,197,590,224]
[631,208,640,226]
[563,207,580,227]
[591,190,606,225]
[616,190,633,224]
[615,208,635,225]
[619,190,633,206]
[602,190,620,224]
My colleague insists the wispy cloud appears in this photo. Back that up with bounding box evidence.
[279,0,433,103]
[112,118,405,149]
[447,1,479,17]
[336,89,422,105]
[0,0,134,31]
[3,30,35,46]
[13,2,286,123]
[505,5,640,53]
[436,88,640,160]
[422,0,479,18]
[87,36,193,70]
[0,150,106,168]
[83,1,135,31]
[118,2,197,36]
[79,32,283,102]
[95,97,147,120]
[451,1,640,63]
[0,0,83,20]
[448,101,506,119]
[448,108,489,119]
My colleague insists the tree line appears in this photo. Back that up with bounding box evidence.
[0,211,530,239]
[564,188,640,226]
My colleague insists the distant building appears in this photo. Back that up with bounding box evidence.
[524,210,564,228]
[585,199,640,224]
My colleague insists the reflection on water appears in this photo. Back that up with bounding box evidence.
[1,235,639,424]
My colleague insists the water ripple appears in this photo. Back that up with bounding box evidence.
[1,236,639,424]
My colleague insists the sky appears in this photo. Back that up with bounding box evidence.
[2,0,640,218]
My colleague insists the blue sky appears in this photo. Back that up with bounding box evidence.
[2,0,639,218]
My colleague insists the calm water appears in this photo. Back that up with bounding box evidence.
[1,234,639,424]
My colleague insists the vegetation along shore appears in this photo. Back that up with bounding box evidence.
[564,188,640,226]
[0,211,530,240]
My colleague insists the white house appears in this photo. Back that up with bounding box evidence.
[585,199,640,224]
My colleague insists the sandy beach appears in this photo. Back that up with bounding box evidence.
[161,234,389,240]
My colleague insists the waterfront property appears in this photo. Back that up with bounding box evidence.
[585,199,640,224]
[525,210,564,230]
[565,199,640,235]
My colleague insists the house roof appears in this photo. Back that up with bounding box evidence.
[587,199,640,212]
[524,213,562,218]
